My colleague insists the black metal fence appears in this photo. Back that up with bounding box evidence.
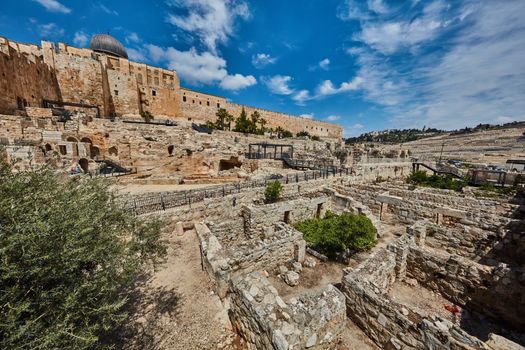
[126,167,352,215]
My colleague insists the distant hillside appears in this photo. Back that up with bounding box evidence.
[345,121,525,145]
[345,128,446,144]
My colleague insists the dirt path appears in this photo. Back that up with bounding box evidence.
[119,227,235,350]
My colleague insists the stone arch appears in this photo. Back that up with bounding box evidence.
[90,146,100,159]
[108,146,118,156]
[80,137,92,144]
[45,144,52,152]
[66,136,79,143]
[79,158,89,173]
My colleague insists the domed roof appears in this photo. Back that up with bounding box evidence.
[89,34,128,59]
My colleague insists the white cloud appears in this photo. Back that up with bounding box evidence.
[33,0,71,14]
[293,90,312,105]
[219,74,257,90]
[367,0,389,14]
[252,53,277,68]
[145,44,255,90]
[319,58,330,70]
[72,31,88,47]
[351,123,364,129]
[263,75,295,95]
[325,115,341,121]
[38,23,64,38]
[344,0,525,129]
[337,0,371,21]
[397,0,525,129]
[316,77,364,96]
[127,32,140,44]
[127,48,147,62]
[300,113,314,119]
[354,0,446,54]
[167,0,250,53]
[95,3,119,16]
[146,45,227,85]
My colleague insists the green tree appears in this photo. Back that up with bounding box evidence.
[258,118,267,135]
[0,160,166,350]
[295,211,376,258]
[140,111,154,123]
[225,112,235,130]
[296,131,310,138]
[234,108,251,133]
[264,180,282,203]
[215,108,232,130]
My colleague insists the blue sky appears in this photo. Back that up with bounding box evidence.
[1,0,524,137]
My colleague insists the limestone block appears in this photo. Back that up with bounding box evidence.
[284,271,300,287]
[294,240,306,263]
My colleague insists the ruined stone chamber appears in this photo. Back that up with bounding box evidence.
[337,181,525,350]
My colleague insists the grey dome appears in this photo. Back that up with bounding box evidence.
[90,34,128,59]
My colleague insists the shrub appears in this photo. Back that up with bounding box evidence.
[140,110,154,122]
[264,180,282,203]
[296,131,310,138]
[311,135,320,141]
[0,160,166,350]
[295,211,376,258]
[407,170,468,191]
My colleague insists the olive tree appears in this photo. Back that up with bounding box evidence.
[0,160,166,350]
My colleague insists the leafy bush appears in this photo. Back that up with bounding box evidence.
[296,131,310,138]
[0,160,166,350]
[264,180,282,203]
[407,170,468,191]
[295,211,376,258]
[140,110,154,122]
[311,135,320,141]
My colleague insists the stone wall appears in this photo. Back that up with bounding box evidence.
[341,232,498,349]
[407,244,525,331]
[178,87,342,139]
[0,36,342,140]
[0,38,61,115]
[340,220,525,349]
[229,272,346,350]
[241,195,330,238]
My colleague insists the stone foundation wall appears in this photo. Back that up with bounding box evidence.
[342,272,490,350]
[229,272,346,350]
[407,245,525,331]
[241,195,330,238]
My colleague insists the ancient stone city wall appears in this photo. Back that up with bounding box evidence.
[0,36,341,139]
[178,87,342,139]
[0,38,61,115]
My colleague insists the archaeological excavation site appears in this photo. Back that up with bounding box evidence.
[1,33,525,350]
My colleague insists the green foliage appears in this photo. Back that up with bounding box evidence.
[0,160,166,350]
[233,109,267,135]
[407,170,468,191]
[311,135,320,141]
[214,108,233,130]
[474,183,517,198]
[295,211,376,258]
[275,126,293,138]
[296,131,311,138]
[264,180,282,203]
[140,110,154,122]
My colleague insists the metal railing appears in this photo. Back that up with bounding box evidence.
[125,168,352,215]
